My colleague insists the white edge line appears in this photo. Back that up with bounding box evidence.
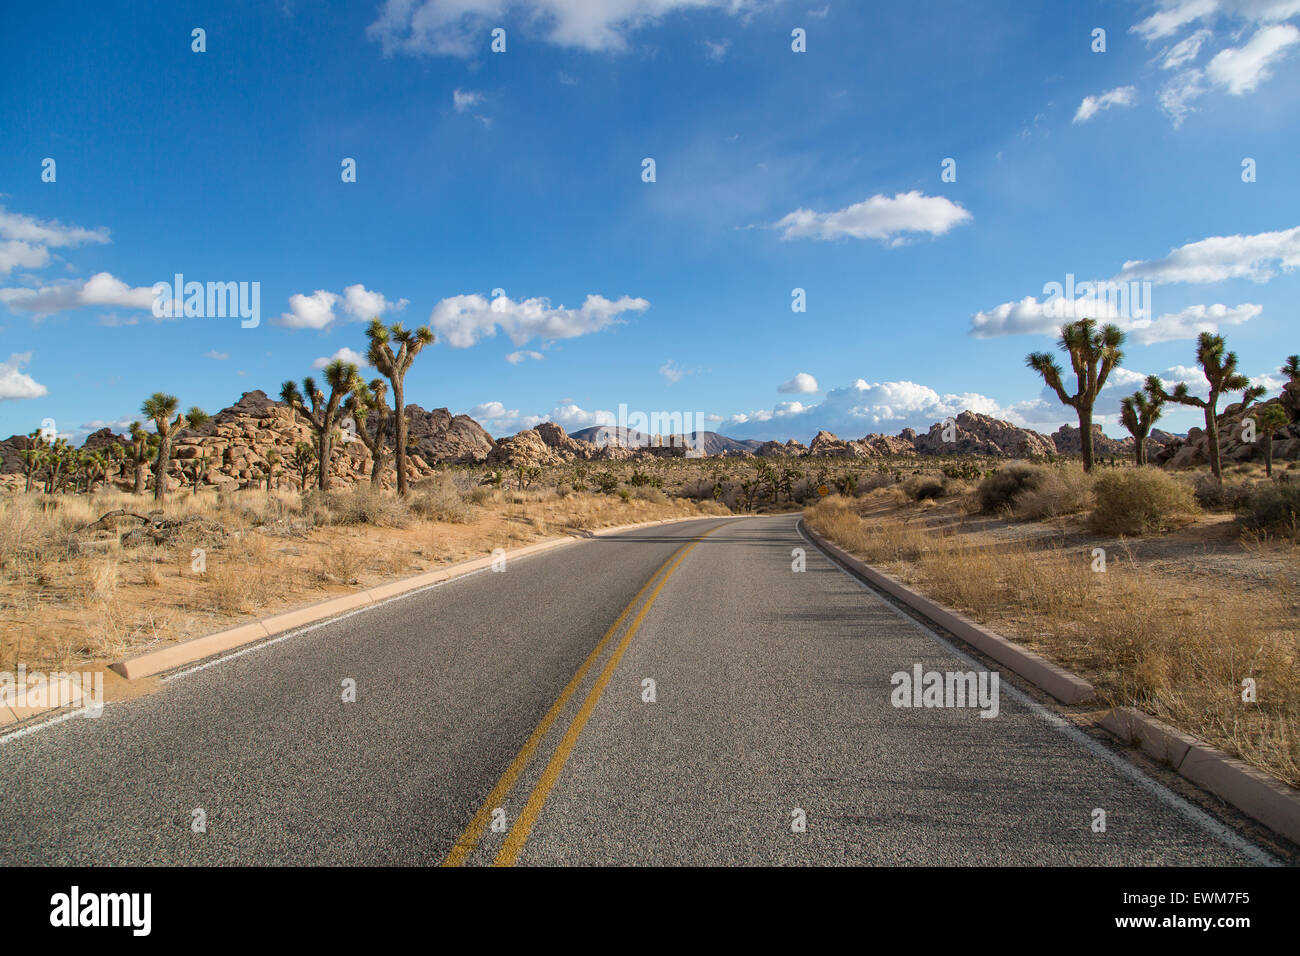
[796,519,1278,867]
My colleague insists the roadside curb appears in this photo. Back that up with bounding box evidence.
[99,512,726,684]
[800,518,1300,849]
[1101,707,1300,847]
[799,520,1095,705]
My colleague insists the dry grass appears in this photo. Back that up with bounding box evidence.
[0,483,726,673]
[806,493,1300,788]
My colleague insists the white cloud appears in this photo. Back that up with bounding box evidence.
[312,346,372,370]
[453,88,484,112]
[0,352,48,400]
[0,272,157,317]
[771,191,972,244]
[1163,28,1213,67]
[0,207,109,277]
[659,359,700,384]
[970,292,1261,343]
[505,349,544,364]
[1115,226,1300,284]
[1073,86,1137,123]
[205,350,230,360]
[1159,69,1208,125]
[430,291,648,348]
[342,283,408,321]
[546,403,615,429]
[368,0,761,56]
[703,38,730,61]
[275,290,340,329]
[724,378,1013,440]
[1205,23,1300,92]
[1132,0,1220,41]
[778,372,819,394]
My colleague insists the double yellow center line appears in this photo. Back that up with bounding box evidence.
[442,523,724,867]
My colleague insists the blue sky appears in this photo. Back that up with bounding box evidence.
[1,0,1298,444]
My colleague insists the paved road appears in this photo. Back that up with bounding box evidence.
[0,515,1278,865]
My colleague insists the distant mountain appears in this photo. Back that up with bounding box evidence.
[568,426,764,456]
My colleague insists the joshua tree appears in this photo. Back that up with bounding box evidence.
[21,429,46,493]
[263,450,281,492]
[127,422,158,495]
[182,452,210,494]
[1147,332,1264,483]
[1282,354,1300,383]
[366,319,434,497]
[40,438,74,493]
[141,394,207,502]
[79,449,110,493]
[344,379,392,487]
[281,360,361,491]
[1119,378,1166,466]
[1251,404,1291,478]
[290,442,316,492]
[1026,319,1126,472]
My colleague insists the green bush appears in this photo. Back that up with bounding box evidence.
[902,476,946,501]
[1087,469,1197,535]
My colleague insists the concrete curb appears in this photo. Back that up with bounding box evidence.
[799,520,1095,705]
[101,512,727,684]
[1101,707,1300,847]
[801,518,1300,849]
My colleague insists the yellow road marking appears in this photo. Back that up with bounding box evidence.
[494,530,714,866]
[440,526,721,866]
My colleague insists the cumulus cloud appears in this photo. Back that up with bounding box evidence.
[770,191,972,245]
[725,379,1014,440]
[342,283,408,321]
[0,272,157,317]
[659,359,701,384]
[505,349,543,364]
[1073,86,1137,123]
[1206,23,1300,92]
[205,350,229,360]
[275,290,340,329]
[1115,226,1300,284]
[368,0,761,56]
[0,352,48,400]
[778,372,819,394]
[0,207,109,276]
[970,291,1260,343]
[312,346,372,370]
[430,291,648,348]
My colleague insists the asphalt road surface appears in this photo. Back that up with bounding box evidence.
[0,515,1281,865]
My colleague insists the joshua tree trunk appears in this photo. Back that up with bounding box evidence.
[370,451,386,486]
[134,462,147,495]
[1133,434,1146,467]
[1077,407,1095,473]
[1263,434,1275,478]
[1203,407,1222,482]
[317,429,332,490]
[393,387,408,497]
[153,433,173,501]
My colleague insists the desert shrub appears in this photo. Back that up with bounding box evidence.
[469,485,494,505]
[306,487,411,528]
[1014,465,1094,521]
[1087,469,1197,535]
[631,485,667,503]
[902,476,947,501]
[1193,473,1253,512]
[409,474,475,523]
[976,464,1048,514]
[1236,479,1300,540]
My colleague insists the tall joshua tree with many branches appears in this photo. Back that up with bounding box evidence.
[280,359,361,491]
[1119,376,1167,466]
[127,422,157,495]
[1147,332,1264,483]
[345,378,393,487]
[366,319,434,497]
[1026,318,1126,472]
